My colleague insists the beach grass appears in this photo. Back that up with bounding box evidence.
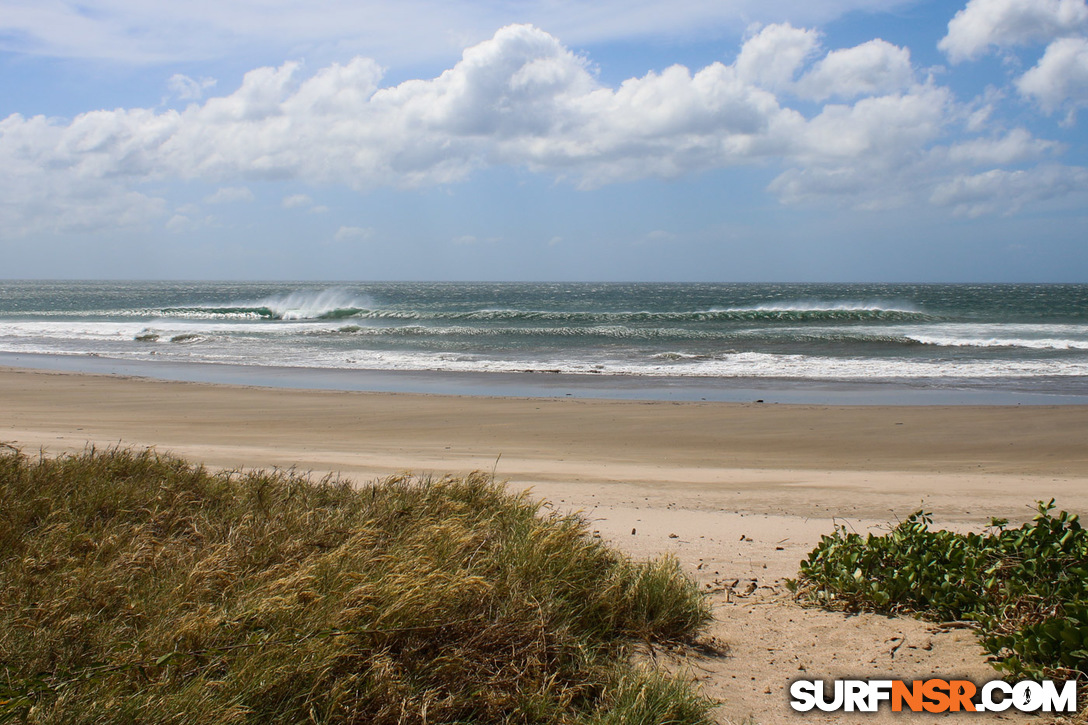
[0,446,714,724]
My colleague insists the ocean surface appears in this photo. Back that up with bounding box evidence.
[1,281,1087,401]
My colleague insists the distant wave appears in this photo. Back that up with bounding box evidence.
[84,297,935,325]
[714,301,930,322]
[159,288,371,321]
[296,323,1088,350]
[307,324,934,343]
[158,305,365,321]
[275,304,929,324]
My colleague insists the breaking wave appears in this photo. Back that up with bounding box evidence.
[158,288,371,321]
[908,334,1088,350]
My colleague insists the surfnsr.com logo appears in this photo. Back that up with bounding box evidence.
[789,679,1077,713]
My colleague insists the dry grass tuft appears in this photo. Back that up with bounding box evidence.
[0,447,713,724]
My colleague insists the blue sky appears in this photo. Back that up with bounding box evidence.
[1,0,1087,281]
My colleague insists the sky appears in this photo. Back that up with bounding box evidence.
[1,0,1087,282]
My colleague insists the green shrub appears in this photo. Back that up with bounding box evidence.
[0,447,714,724]
[794,501,1088,681]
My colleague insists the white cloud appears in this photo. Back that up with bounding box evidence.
[795,39,914,100]
[735,24,821,91]
[169,74,217,101]
[733,25,914,102]
[282,193,314,209]
[769,165,900,209]
[946,128,1061,164]
[94,25,795,189]
[794,84,953,165]
[1,22,1083,238]
[965,101,997,132]
[1017,36,1088,113]
[0,0,920,65]
[938,0,1088,120]
[0,112,167,236]
[165,213,194,232]
[204,186,254,203]
[940,0,1088,63]
[333,225,374,242]
[282,193,330,213]
[766,87,1073,211]
[930,164,1088,216]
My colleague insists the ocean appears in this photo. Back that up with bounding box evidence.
[1,281,1087,402]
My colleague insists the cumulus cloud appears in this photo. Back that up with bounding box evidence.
[938,0,1088,117]
[795,39,914,100]
[2,25,798,195]
[0,23,1081,237]
[735,24,821,91]
[940,0,1088,63]
[0,111,167,236]
[733,24,914,101]
[946,128,1061,164]
[766,91,1076,212]
[1017,36,1088,114]
[769,84,954,207]
[930,164,1088,216]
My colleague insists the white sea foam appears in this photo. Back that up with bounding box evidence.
[734,300,922,314]
[0,319,344,341]
[5,332,1087,380]
[897,323,1088,350]
[908,335,1088,350]
[145,347,1088,380]
[252,288,372,320]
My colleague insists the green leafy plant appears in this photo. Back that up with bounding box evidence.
[794,501,1088,681]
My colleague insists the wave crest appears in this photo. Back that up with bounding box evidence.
[161,288,371,321]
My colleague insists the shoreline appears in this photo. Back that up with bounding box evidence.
[4,365,1086,723]
[4,364,1087,507]
[3,351,1088,406]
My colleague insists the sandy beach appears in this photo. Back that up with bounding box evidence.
[4,365,1088,723]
